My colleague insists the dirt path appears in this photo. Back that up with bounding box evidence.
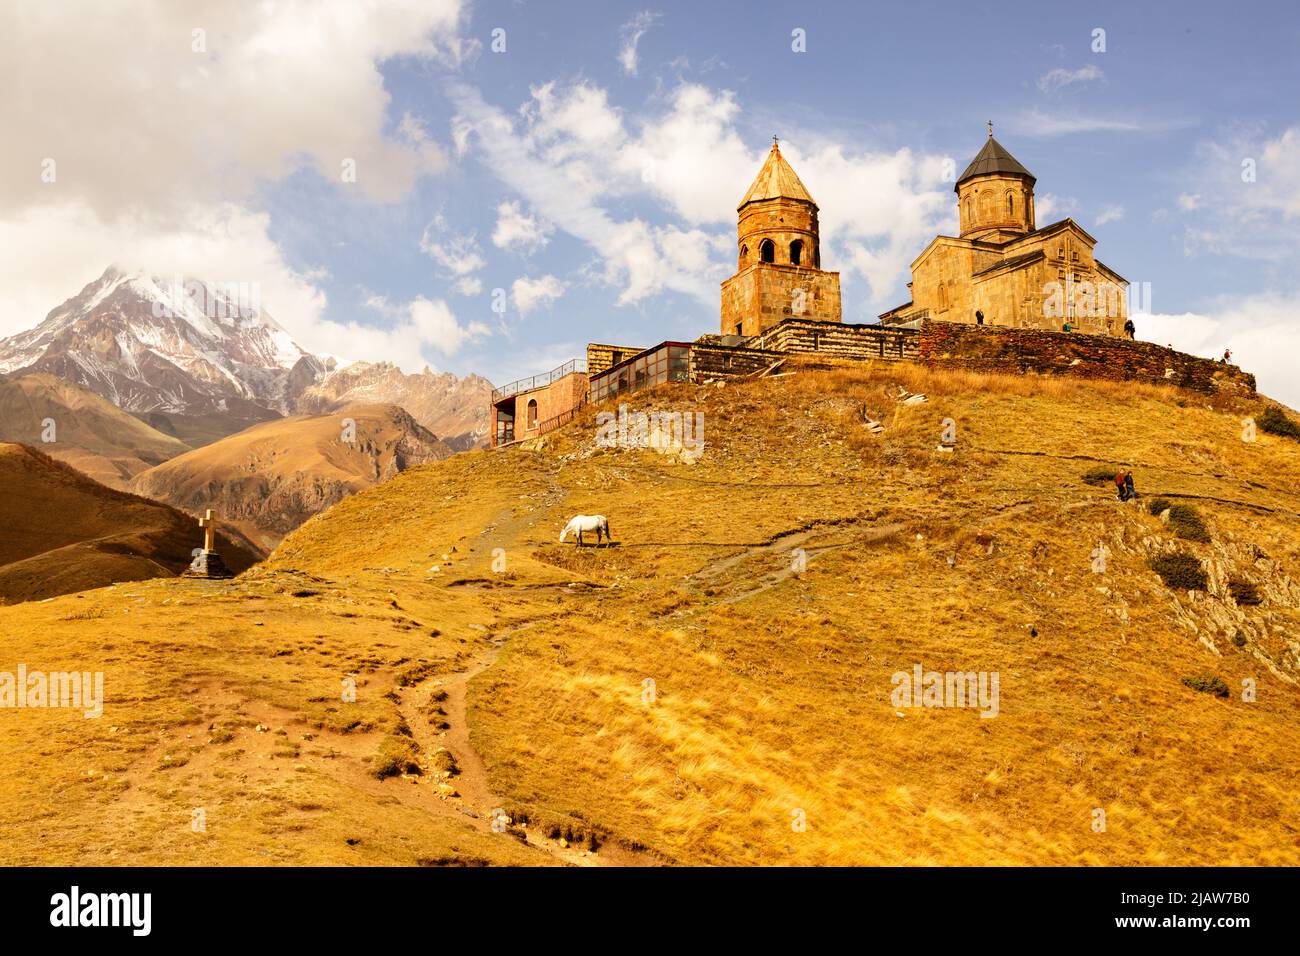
[685,519,908,607]
[398,621,654,867]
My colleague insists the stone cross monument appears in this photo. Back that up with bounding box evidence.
[183,509,234,579]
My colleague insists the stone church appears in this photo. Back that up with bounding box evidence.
[880,127,1130,335]
[720,141,843,337]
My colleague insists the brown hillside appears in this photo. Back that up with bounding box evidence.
[0,373,190,488]
[130,403,455,555]
[1,362,1298,866]
[0,443,256,603]
[294,363,493,450]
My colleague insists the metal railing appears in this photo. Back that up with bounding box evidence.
[490,357,587,401]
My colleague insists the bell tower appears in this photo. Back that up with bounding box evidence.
[721,139,841,337]
[955,122,1036,242]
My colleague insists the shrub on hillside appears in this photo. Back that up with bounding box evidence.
[371,734,421,779]
[1081,465,1118,485]
[1149,553,1208,591]
[1258,405,1300,439]
[1181,673,1230,699]
[1148,497,1172,516]
[1166,504,1211,542]
[1228,577,1262,606]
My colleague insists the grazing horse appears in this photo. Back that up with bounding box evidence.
[559,514,610,547]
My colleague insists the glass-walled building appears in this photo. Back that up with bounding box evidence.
[588,342,691,404]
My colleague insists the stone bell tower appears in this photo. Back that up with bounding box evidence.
[720,139,842,338]
[955,122,1037,242]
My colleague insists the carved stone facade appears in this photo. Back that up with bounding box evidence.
[882,131,1129,336]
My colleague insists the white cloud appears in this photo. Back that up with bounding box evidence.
[1011,109,1143,137]
[0,201,326,341]
[492,200,553,252]
[1035,194,1079,222]
[1134,290,1300,408]
[1175,127,1300,260]
[1095,205,1125,226]
[450,79,953,312]
[453,276,484,296]
[347,294,489,364]
[0,0,462,221]
[618,11,661,76]
[1036,64,1104,94]
[0,0,469,364]
[511,275,566,314]
[421,215,487,276]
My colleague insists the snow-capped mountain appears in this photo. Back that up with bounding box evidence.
[0,266,333,417]
[1,267,496,452]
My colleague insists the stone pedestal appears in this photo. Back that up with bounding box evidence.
[183,549,233,579]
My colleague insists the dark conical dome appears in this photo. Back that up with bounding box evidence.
[955,136,1035,192]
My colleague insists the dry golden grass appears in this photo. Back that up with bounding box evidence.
[3,362,1298,865]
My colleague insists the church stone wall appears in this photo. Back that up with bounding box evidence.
[918,321,1255,395]
[690,343,784,381]
[749,318,919,362]
[587,343,643,376]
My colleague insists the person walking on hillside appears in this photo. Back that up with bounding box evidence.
[1115,469,1137,501]
[1222,348,1233,364]
[1124,318,1135,339]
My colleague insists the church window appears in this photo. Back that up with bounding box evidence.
[790,240,803,266]
[740,244,748,266]
[1007,192,1015,217]
[964,199,971,224]
[526,399,538,429]
[759,239,775,263]
[1058,247,1065,259]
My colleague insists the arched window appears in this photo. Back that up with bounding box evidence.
[526,399,538,429]
[964,199,972,225]
[739,244,748,266]
[759,239,775,263]
[789,240,803,266]
[1006,192,1015,217]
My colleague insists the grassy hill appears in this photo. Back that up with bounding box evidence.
[0,373,190,488]
[130,403,454,555]
[2,359,1298,866]
[0,442,257,603]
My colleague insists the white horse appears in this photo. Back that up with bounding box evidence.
[559,514,611,547]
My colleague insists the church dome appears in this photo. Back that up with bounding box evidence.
[955,135,1035,192]
[738,142,818,210]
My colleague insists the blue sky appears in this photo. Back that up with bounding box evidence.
[4,0,1299,400]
